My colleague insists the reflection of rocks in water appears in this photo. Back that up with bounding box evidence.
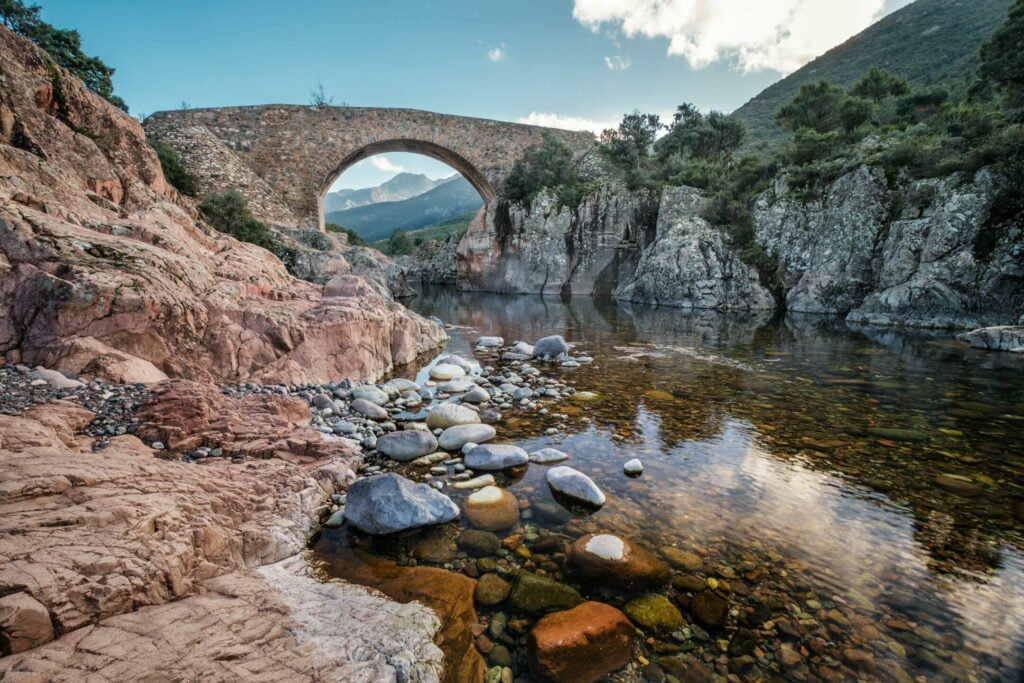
[618,300,772,346]
[312,531,484,683]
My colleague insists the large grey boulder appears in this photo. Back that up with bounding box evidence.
[350,398,388,420]
[464,444,529,470]
[956,326,1024,352]
[344,473,459,534]
[426,403,480,429]
[438,424,496,451]
[351,385,389,406]
[532,335,569,358]
[375,430,439,461]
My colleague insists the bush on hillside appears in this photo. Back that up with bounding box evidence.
[149,141,197,196]
[326,222,368,246]
[1,0,127,111]
[503,131,583,207]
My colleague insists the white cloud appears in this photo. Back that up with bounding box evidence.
[573,0,891,74]
[488,44,506,61]
[516,112,616,135]
[369,156,404,173]
[603,55,631,70]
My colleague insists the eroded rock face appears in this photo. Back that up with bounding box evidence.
[0,26,444,385]
[406,232,461,284]
[957,325,1024,352]
[616,186,775,311]
[0,392,358,647]
[457,186,658,296]
[754,166,1023,328]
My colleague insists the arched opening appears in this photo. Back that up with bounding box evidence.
[320,147,487,256]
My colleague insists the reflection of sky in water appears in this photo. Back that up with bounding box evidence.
[511,408,1024,670]
[401,286,1024,676]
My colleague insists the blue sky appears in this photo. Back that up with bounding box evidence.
[39,0,912,189]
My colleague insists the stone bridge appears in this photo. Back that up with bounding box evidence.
[144,105,595,230]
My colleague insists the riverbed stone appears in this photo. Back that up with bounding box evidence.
[344,473,459,535]
[533,335,569,358]
[375,430,439,462]
[351,385,389,405]
[458,529,501,556]
[437,354,477,374]
[350,398,388,420]
[623,458,643,475]
[451,474,497,490]
[547,466,606,507]
[426,403,480,429]
[439,424,496,451]
[477,336,504,348]
[568,534,671,589]
[464,486,520,531]
[623,594,683,634]
[509,572,583,616]
[463,386,491,403]
[465,444,530,470]
[475,573,511,606]
[527,601,633,683]
[429,363,466,380]
[437,379,475,393]
[661,547,703,572]
[529,448,569,464]
[512,341,534,356]
[690,590,728,629]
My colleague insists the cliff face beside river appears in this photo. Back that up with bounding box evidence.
[436,165,1021,330]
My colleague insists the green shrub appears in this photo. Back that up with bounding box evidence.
[503,131,582,207]
[325,222,368,246]
[200,189,279,252]
[148,141,196,196]
[1,0,128,111]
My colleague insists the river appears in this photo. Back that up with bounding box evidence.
[315,285,1024,682]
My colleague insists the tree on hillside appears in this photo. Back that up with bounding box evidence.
[599,111,663,190]
[774,81,848,133]
[975,0,1024,108]
[657,103,745,160]
[387,228,412,256]
[503,131,579,205]
[850,67,910,102]
[1,0,127,111]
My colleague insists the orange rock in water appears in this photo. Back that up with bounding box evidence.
[568,533,671,589]
[527,601,633,683]
[464,485,520,530]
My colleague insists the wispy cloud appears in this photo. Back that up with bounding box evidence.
[517,112,615,135]
[603,55,631,71]
[488,44,507,61]
[573,0,890,74]
[369,156,404,173]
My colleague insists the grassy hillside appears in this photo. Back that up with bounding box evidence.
[733,0,1012,148]
[371,210,476,255]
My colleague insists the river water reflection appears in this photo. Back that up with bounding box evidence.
[316,285,1024,682]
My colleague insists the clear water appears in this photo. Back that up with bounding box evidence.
[316,285,1024,682]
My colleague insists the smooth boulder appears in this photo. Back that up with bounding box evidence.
[533,335,569,358]
[429,363,466,380]
[527,601,633,683]
[465,444,529,470]
[464,485,520,530]
[568,534,671,589]
[509,572,583,616]
[436,379,475,393]
[529,448,569,464]
[351,385,389,406]
[547,466,606,507]
[344,473,459,535]
[426,403,480,429]
[476,336,504,348]
[350,398,388,420]
[375,430,439,462]
[438,424,496,451]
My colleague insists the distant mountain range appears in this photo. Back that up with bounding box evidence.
[324,172,448,213]
[326,176,483,243]
[733,0,1012,147]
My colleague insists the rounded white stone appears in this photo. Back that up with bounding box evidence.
[429,363,466,380]
[467,485,504,505]
[585,534,625,561]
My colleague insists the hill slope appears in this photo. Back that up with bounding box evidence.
[733,0,1012,148]
[324,172,445,213]
[327,176,483,243]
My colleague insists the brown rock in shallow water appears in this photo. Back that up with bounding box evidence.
[690,591,728,629]
[527,601,633,683]
[464,485,520,530]
[568,533,671,589]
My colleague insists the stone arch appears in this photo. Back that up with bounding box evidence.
[317,138,495,232]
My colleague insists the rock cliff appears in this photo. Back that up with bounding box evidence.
[754,165,1023,328]
[456,185,658,297]
[615,186,775,311]
[0,26,444,385]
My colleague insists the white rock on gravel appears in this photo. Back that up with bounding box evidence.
[546,466,606,507]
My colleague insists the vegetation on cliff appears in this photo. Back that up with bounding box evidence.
[149,141,197,196]
[0,0,127,111]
